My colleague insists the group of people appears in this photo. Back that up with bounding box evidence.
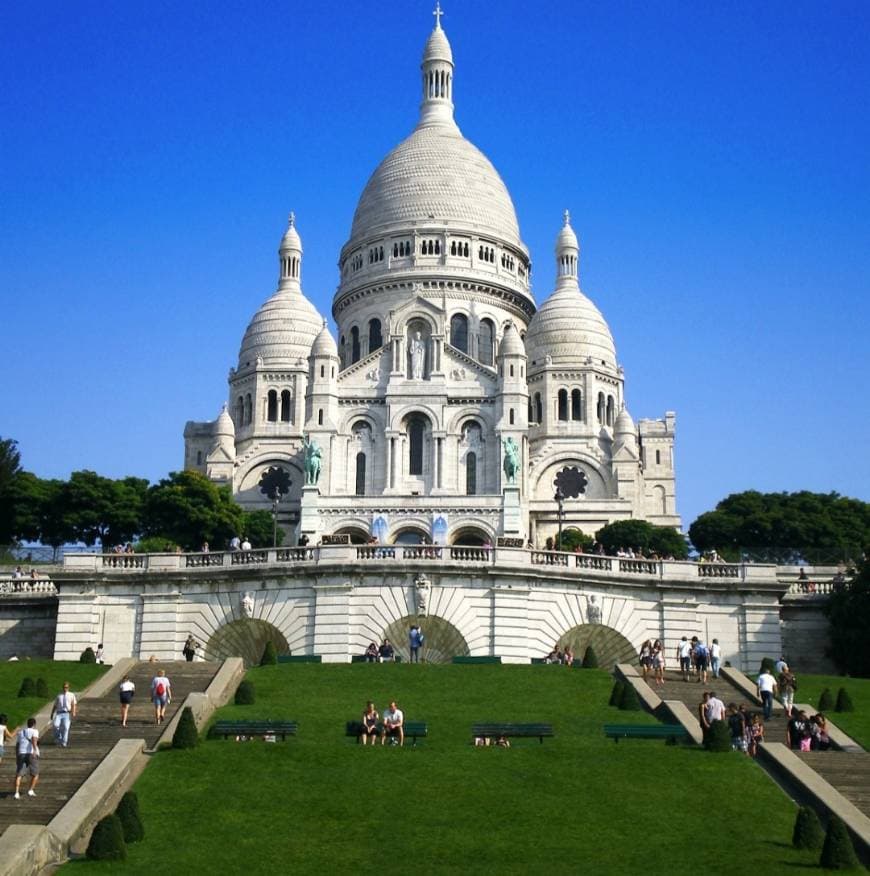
[699,693,767,757]
[544,643,575,665]
[359,700,405,745]
[227,535,253,552]
[10,566,42,580]
[638,635,723,687]
[362,625,426,663]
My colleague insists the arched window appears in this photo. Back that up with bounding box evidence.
[606,395,615,426]
[557,389,568,421]
[571,389,582,421]
[196,450,202,466]
[244,394,252,425]
[393,243,398,257]
[355,452,366,496]
[450,241,456,255]
[350,326,360,363]
[318,409,324,426]
[450,313,468,353]
[509,408,515,425]
[267,390,278,422]
[597,392,605,424]
[408,415,425,476]
[466,451,477,495]
[528,398,533,422]
[280,390,292,422]
[463,242,469,257]
[339,336,346,368]
[235,396,244,426]
[368,318,382,352]
[535,392,543,424]
[478,318,494,365]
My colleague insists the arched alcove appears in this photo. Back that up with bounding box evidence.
[556,623,637,667]
[382,615,471,664]
[204,619,290,667]
[334,526,370,544]
[392,527,429,545]
[450,527,489,546]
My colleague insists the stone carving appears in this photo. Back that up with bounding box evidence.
[409,331,425,379]
[303,435,322,486]
[450,367,466,381]
[255,355,264,368]
[241,592,254,618]
[502,437,519,485]
[366,367,380,382]
[587,595,601,625]
[414,571,431,616]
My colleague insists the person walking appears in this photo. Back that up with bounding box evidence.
[676,636,692,682]
[13,718,40,799]
[756,666,777,721]
[182,634,199,662]
[0,713,17,767]
[710,638,722,678]
[777,664,797,718]
[50,682,77,748]
[119,676,136,728]
[408,625,423,663]
[151,669,172,724]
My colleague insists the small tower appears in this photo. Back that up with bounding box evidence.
[611,405,640,505]
[206,404,236,483]
[555,209,579,289]
[419,3,456,128]
[278,212,303,291]
[305,320,340,439]
[496,321,528,434]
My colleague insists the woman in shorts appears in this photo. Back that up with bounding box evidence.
[119,676,136,728]
[638,640,653,680]
[651,640,665,687]
[361,701,379,746]
[0,713,17,766]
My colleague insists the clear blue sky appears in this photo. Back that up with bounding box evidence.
[2,1,868,528]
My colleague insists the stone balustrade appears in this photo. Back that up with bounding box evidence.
[0,577,57,596]
[786,579,843,596]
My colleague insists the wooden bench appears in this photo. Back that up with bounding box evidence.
[345,720,428,746]
[530,658,582,667]
[276,655,322,664]
[603,723,688,743]
[453,656,502,665]
[211,720,298,740]
[472,722,553,744]
[350,654,403,663]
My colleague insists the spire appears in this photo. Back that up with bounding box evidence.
[554,209,579,289]
[419,4,456,129]
[278,211,303,290]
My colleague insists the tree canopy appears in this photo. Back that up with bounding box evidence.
[595,520,688,559]
[825,561,870,677]
[0,437,23,544]
[689,491,869,563]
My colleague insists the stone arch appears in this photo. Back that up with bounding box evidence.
[531,454,611,501]
[334,525,370,544]
[204,618,290,667]
[557,623,637,667]
[450,526,490,546]
[391,526,430,545]
[382,614,471,664]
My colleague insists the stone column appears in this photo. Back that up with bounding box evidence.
[138,590,181,661]
[437,437,444,489]
[491,584,530,662]
[313,583,352,662]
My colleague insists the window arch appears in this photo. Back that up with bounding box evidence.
[528,398,533,422]
[478,318,494,365]
[557,389,568,421]
[597,392,605,424]
[280,390,292,422]
[317,409,324,426]
[235,396,244,427]
[534,392,543,424]
[368,318,382,352]
[450,313,468,353]
[466,451,477,495]
[350,326,360,364]
[606,395,615,427]
[267,390,278,422]
[571,389,582,421]
[509,408,515,425]
[355,452,366,496]
[244,394,252,426]
[408,414,426,476]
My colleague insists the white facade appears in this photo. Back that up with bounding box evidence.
[184,16,679,547]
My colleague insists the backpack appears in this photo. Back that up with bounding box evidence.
[155,682,166,697]
[695,644,707,660]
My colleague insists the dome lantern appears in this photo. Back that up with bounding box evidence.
[279,212,303,290]
[555,209,579,289]
[419,3,456,129]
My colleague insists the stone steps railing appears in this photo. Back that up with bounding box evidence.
[0,577,57,596]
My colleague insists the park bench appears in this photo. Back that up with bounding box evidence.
[472,722,554,744]
[452,656,502,665]
[276,655,322,663]
[211,720,298,740]
[345,720,428,746]
[350,654,403,663]
[603,723,688,744]
[530,657,582,667]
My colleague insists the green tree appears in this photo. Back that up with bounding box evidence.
[242,509,284,548]
[142,470,243,551]
[556,528,593,553]
[595,520,688,559]
[0,437,22,543]
[825,562,870,678]
[62,471,148,550]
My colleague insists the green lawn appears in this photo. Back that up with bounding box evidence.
[793,673,870,748]
[0,660,107,729]
[69,664,820,873]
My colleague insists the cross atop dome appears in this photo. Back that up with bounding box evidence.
[433,2,444,29]
[288,211,296,227]
[563,209,571,226]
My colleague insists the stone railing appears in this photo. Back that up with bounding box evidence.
[449,546,492,563]
[185,553,225,568]
[530,550,569,567]
[355,546,397,560]
[277,548,316,563]
[787,579,841,596]
[618,558,659,576]
[575,555,613,571]
[402,546,443,561]
[102,554,148,570]
[697,563,741,578]
[0,577,57,596]
[231,549,269,566]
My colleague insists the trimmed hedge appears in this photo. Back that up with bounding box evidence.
[260,641,278,666]
[609,680,625,707]
[818,688,835,712]
[819,814,860,870]
[172,707,199,749]
[792,806,824,851]
[759,657,775,674]
[35,678,49,699]
[116,791,145,843]
[17,677,36,698]
[582,646,599,669]
[619,683,641,711]
[235,680,256,705]
[80,647,97,664]
[704,719,732,752]
[86,814,127,861]
[835,688,854,713]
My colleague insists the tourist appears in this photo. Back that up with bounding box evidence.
[756,667,777,720]
[692,637,709,684]
[0,713,17,767]
[50,682,78,748]
[182,634,199,662]
[748,714,764,757]
[378,639,395,662]
[364,641,379,663]
[545,644,562,664]
[562,644,575,665]
[698,691,711,732]
[797,567,809,592]
[360,701,379,746]
[298,533,309,548]
[12,566,23,579]
[151,669,171,724]
[229,535,241,552]
[200,541,210,553]
[381,700,404,746]
[774,655,788,675]
[94,643,105,664]
[639,639,653,680]
[676,636,691,682]
[119,676,135,728]
[29,568,39,579]
[706,690,726,725]
[777,664,797,718]
[727,703,746,753]
[811,713,831,751]
[495,734,510,748]
[408,625,423,663]
[13,717,40,800]
[651,640,665,687]
[241,536,252,551]
[710,638,721,678]
[787,710,812,751]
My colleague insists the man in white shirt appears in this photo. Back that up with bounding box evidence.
[151,670,172,724]
[757,668,778,720]
[705,691,727,724]
[51,683,78,748]
[14,718,40,799]
[380,700,404,747]
[710,639,722,678]
[676,636,692,681]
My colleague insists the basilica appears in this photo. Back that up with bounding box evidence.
[183,12,680,548]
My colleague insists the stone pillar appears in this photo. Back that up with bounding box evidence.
[53,588,99,661]
[437,437,444,489]
[313,583,352,662]
[138,591,181,661]
[300,484,321,537]
[502,485,522,536]
[491,584,530,662]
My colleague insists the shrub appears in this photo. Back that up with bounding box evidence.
[172,707,199,749]
[116,791,144,843]
[582,646,599,669]
[759,657,775,674]
[260,641,278,666]
[704,719,732,752]
[835,688,854,713]
[609,680,625,707]
[86,814,127,861]
[35,678,49,699]
[17,677,36,698]
[792,806,824,851]
[819,814,860,870]
[80,647,96,664]
[235,680,255,705]
[818,688,835,712]
[619,683,641,711]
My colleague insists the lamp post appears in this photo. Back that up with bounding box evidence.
[554,486,565,551]
[258,467,292,549]
[271,493,280,548]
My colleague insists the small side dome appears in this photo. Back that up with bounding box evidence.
[614,406,635,436]
[311,321,338,358]
[498,321,525,357]
[214,403,235,437]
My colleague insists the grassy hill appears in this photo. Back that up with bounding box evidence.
[68,664,818,873]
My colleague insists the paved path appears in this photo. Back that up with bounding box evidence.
[0,660,218,832]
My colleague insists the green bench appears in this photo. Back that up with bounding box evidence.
[452,656,502,665]
[211,720,298,740]
[276,655,322,663]
[472,722,553,744]
[345,720,428,746]
[603,723,688,743]
[530,657,582,667]
[350,654,403,663]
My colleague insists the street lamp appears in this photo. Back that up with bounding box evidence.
[258,467,292,548]
[554,486,564,551]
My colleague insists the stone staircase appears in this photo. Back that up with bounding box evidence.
[797,750,870,818]
[0,660,218,832]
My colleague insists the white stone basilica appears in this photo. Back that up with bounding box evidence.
[184,12,680,547]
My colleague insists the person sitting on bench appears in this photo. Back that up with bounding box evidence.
[381,700,404,746]
[364,642,379,663]
[379,639,395,662]
[361,701,379,745]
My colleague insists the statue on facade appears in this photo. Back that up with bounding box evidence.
[409,331,425,379]
[241,592,254,619]
[303,435,322,486]
[502,437,520,485]
[587,594,601,625]
[414,571,431,617]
